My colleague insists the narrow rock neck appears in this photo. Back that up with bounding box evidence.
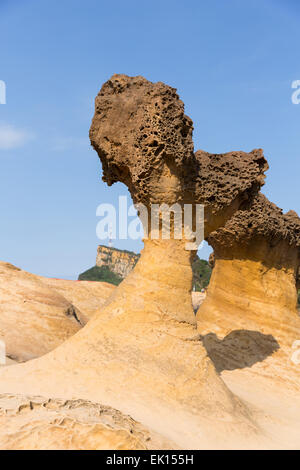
[119,237,197,326]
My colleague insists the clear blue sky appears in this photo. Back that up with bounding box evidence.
[0,0,299,279]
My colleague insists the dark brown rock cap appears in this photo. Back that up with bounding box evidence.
[194,149,268,212]
[207,193,300,250]
[90,74,268,211]
[90,74,194,205]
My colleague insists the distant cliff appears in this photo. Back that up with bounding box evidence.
[79,245,211,290]
[96,245,139,278]
[78,245,140,285]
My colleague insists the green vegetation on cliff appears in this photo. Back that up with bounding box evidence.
[192,256,212,291]
[78,266,122,286]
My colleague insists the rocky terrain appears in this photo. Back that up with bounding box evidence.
[0,74,299,450]
[0,262,83,363]
[39,276,115,322]
[0,261,114,363]
[0,394,175,450]
[0,259,205,367]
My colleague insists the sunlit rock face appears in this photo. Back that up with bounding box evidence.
[0,260,116,364]
[0,262,83,363]
[197,193,300,391]
[0,75,273,450]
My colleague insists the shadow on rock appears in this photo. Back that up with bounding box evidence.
[200,330,280,373]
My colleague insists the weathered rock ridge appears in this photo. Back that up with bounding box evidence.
[0,261,115,363]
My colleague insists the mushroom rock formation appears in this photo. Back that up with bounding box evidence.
[197,193,300,395]
[0,75,273,449]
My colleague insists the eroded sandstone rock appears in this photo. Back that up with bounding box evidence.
[96,245,139,278]
[197,193,300,392]
[0,261,116,364]
[0,262,83,362]
[90,75,268,237]
[0,75,272,449]
[39,276,115,322]
[89,75,194,206]
[194,149,268,234]
[0,394,175,450]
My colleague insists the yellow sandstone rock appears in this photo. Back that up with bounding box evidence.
[197,194,300,397]
[0,394,175,450]
[0,261,116,364]
[0,261,83,363]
